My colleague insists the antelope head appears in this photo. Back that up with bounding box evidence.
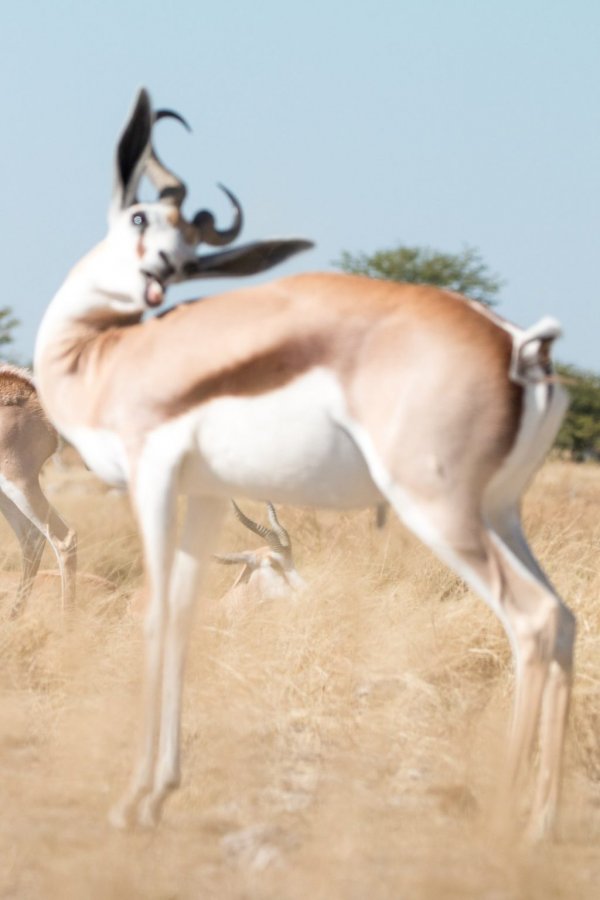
[215,501,306,600]
[103,88,312,316]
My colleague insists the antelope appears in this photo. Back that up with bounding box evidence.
[0,364,76,617]
[34,88,574,839]
[214,501,305,604]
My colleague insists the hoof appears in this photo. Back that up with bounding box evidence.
[108,800,137,831]
[525,810,555,844]
[137,795,162,829]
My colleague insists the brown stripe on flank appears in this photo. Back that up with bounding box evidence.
[161,335,330,420]
[37,272,526,455]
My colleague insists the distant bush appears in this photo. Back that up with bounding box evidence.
[555,364,600,460]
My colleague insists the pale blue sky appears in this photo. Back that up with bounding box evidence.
[1,1,598,369]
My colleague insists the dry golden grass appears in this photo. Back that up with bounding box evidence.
[1,460,600,899]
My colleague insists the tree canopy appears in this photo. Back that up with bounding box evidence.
[335,244,503,307]
[555,364,600,460]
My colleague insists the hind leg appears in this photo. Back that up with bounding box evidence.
[530,652,573,839]
[378,478,572,838]
[484,512,574,838]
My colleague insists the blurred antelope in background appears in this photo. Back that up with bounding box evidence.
[34,88,574,840]
[0,364,76,616]
[214,501,305,606]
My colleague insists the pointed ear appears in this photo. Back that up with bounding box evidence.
[109,88,153,224]
[179,239,314,280]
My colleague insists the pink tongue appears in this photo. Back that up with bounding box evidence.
[145,279,164,307]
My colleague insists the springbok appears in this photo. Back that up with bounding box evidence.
[214,501,305,605]
[34,88,574,838]
[0,364,76,617]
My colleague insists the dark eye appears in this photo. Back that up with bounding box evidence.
[131,211,148,228]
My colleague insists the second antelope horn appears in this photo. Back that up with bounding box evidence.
[266,502,291,548]
[145,108,191,206]
[192,183,243,246]
[231,500,283,551]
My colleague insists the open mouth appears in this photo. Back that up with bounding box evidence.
[142,273,165,308]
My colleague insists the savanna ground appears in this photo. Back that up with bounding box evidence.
[1,460,600,899]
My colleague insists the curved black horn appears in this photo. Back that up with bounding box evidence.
[145,108,191,206]
[231,500,285,551]
[155,109,191,132]
[266,503,291,549]
[192,183,243,246]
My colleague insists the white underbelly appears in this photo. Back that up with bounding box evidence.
[172,369,382,508]
[60,425,129,489]
[59,369,383,510]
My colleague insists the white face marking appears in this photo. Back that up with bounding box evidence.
[35,203,198,356]
[105,203,196,314]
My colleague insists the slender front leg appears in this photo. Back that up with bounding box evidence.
[109,463,178,829]
[138,496,227,826]
[0,490,46,617]
[46,503,77,613]
[0,478,76,616]
[13,526,45,618]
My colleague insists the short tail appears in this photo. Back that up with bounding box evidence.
[509,316,562,386]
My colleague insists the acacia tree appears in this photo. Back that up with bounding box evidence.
[335,244,503,307]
